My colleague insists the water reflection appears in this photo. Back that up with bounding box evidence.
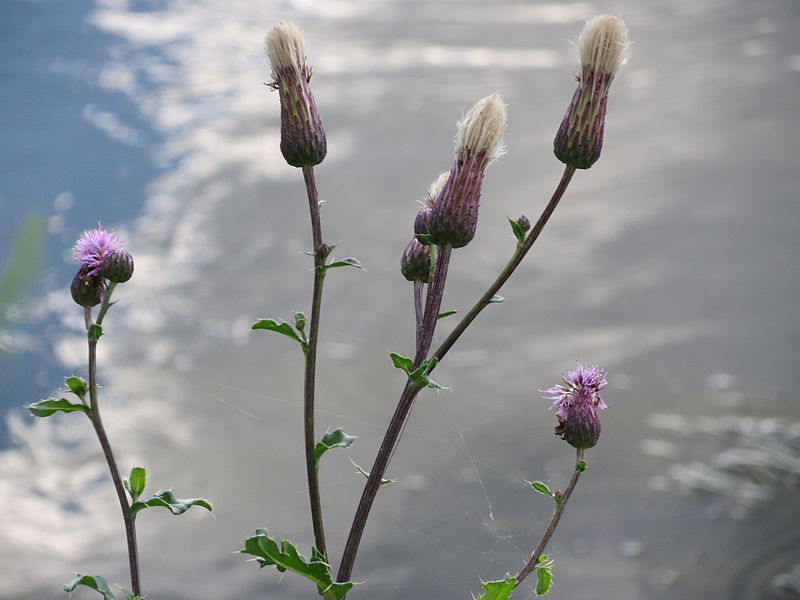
[2,0,799,598]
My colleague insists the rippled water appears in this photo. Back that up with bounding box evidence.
[1,0,799,598]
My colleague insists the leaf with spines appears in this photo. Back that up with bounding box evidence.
[314,429,357,466]
[124,466,147,503]
[129,490,212,519]
[88,324,103,340]
[508,217,527,245]
[320,257,364,273]
[65,375,88,401]
[389,352,414,374]
[529,480,554,498]
[240,529,355,599]
[349,457,395,486]
[26,397,91,418]
[472,575,516,600]
[535,555,554,595]
[63,574,116,600]
[252,318,306,347]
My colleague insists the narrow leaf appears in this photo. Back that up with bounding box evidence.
[252,318,304,345]
[389,352,413,374]
[437,310,459,319]
[127,467,146,502]
[349,458,395,486]
[489,295,505,304]
[472,575,516,600]
[529,481,554,497]
[508,217,527,245]
[64,376,88,400]
[314,429,357,465]
[321,257,364,272]
[63,574,116,600]
[26,397,91,418]
[240,530,355,599]
[129,490,213,519]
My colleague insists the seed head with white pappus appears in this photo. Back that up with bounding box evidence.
[554,15,630,169]
[266,22,327,167]
[414,171,449,245]
[541,363,608,449]
[428,94,507,248]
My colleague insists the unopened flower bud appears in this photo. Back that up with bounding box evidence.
[428,94,506,248]
[414,172,450,244]
[400,238,431,283]
[516,215,531,232]
[266,22,327,167]
[541,363,608,449]
[70,265,103,308]
[554,15,629,169]
[101,249,134,283]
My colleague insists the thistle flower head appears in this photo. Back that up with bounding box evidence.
[101,249,135,283]
[73,225,123,277]
[541,363,608,449]
[454,92,507,166]
[414,171,450,244]
[554,15,629,169]
[70,265,104,308]
[400,238,431,283]
[265,21,327,167]
[428,93,507,248]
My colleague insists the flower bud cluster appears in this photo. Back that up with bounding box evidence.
[70,225,134,307]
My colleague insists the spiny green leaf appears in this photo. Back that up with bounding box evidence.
[389,352,414,374]
[535,556,554,595]
[321,257,364,272]
[63,574,116,600]
[489,295,505,304]
[26,397,91,418]
[508,217,527,245]
[314,429,357,466]
[126,467,146,502]
[529,481,554,497]
[240,530,355,599]
[349,458,395,486]
[129,490,213,519]
[437,310,459,319]
[64,376,88,400]
[88,324,104,341]
[472,574,516,600]
[252,318,304,346]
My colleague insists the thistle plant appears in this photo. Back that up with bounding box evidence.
[28,225,212,600]
[243,15,630,600]
[29,14,630,600]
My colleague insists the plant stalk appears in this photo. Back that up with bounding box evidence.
[301,164,328,558]
[337,245,452,583]
[337,165,577,584]
[85,306,141,596]
[515,448,585,586]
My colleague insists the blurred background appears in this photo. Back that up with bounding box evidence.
[1,0,799,598]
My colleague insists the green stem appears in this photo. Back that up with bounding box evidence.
[301,164,328,558]
[515,448,585,587]
[84,306,141,596]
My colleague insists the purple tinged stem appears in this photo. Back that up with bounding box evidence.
[336,164,577,585]
[301,165,328,559]
[84,305,142,596]
[514,448,585,587]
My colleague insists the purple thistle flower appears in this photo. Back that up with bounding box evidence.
[73,225,123,277]
[541,363,608,449]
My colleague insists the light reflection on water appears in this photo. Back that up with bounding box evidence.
[2,0,799,598]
